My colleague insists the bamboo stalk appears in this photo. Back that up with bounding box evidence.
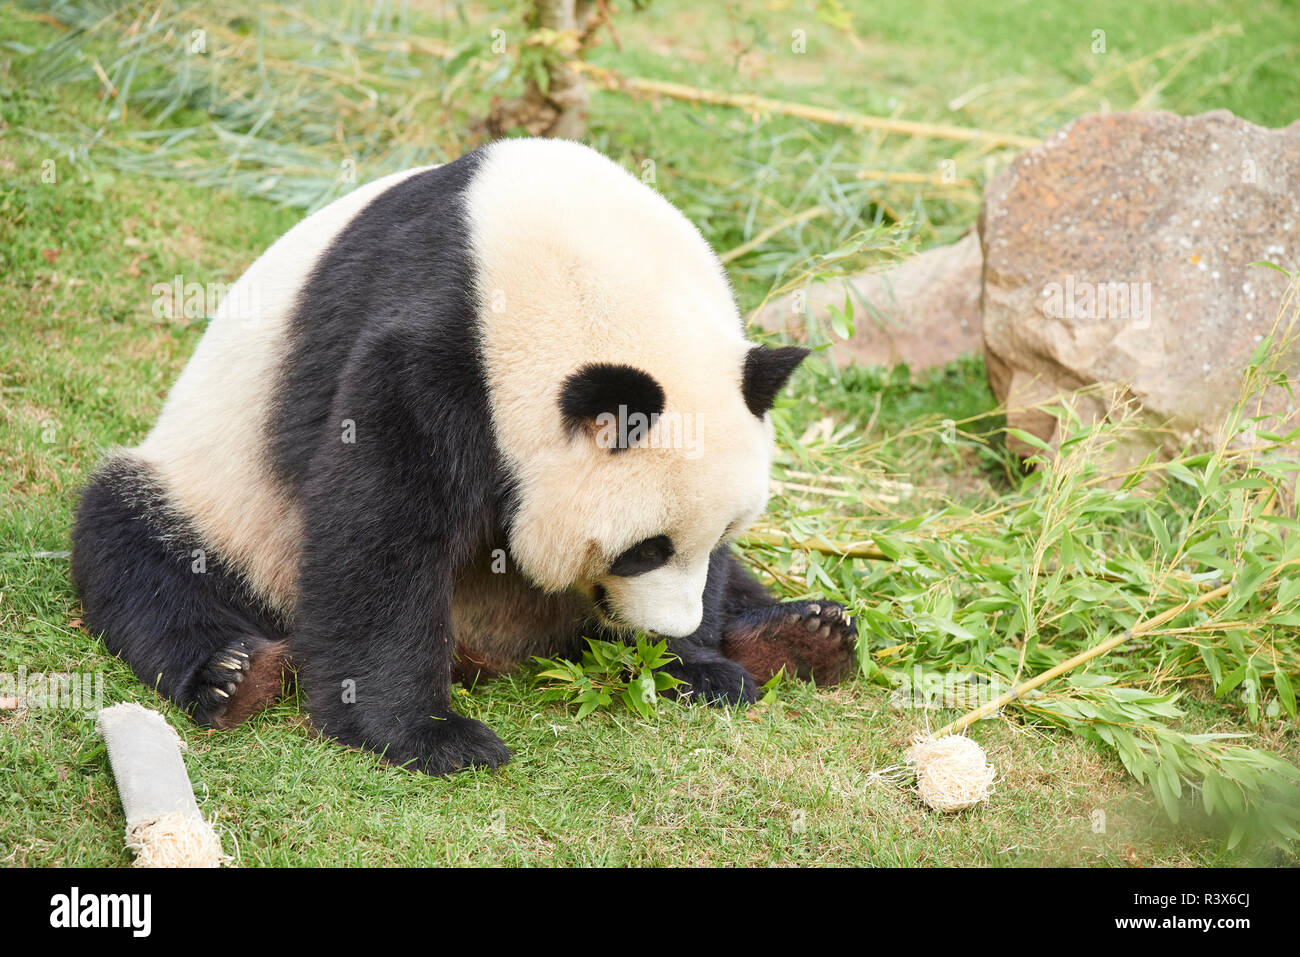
[856,169,977,187]
[742,526,1211,594]
[740,529,889,561]
[573,65,1041,149]
[43,5,1038,150]
[621,78,1042,148]
[719,205,830,263]
[933,582,1233,737]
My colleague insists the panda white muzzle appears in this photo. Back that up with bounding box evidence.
[602,560,709,638]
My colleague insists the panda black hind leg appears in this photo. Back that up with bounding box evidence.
[71,456,290,728]
[717,551,859,686]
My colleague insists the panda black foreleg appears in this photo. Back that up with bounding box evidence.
[293,540,509,776]
[717,551,859,686]
[288,356,510,775]
[71,457,289,728]
[656,547,761,707]
[291,511,511,775]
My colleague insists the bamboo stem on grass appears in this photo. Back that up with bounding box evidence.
[718,205,831,263]
[856,169,977,187]
[740,528,889,561]
[571,64,1041,149]
[933,582,1233,738]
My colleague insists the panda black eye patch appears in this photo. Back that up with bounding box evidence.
[608,535,674,577]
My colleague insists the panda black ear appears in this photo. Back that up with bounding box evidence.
[559,363,665,447]
[742,345,809,417]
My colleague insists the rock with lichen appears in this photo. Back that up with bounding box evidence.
[979,110,1300,456]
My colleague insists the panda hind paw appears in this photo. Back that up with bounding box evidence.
[721,600,859,686]
[192,636,290,729]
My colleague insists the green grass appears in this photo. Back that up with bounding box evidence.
[5,671,1254,867]
[2,0,1298,867]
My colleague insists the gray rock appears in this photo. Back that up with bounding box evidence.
[751,232,983,370]
[979,109,1300,455]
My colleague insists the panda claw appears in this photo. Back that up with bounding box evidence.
[191,636,290,729]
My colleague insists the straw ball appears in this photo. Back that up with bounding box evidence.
[906,734,995,812]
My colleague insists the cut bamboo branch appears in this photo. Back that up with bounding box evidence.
[856,169,977,187]
[934,582,1233,738]
[719,205,830,263]
[574,66,1041,149]
[740,529,889,561]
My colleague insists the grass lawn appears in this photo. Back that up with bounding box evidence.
[1,0,1297,867]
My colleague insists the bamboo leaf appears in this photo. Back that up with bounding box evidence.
[1275,670,1296,718]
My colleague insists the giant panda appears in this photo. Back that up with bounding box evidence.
[71,138,858,775]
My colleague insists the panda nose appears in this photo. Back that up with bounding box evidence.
[647,600,703,639]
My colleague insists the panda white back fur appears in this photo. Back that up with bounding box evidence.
[72,139,857,775]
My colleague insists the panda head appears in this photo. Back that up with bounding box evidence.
[507,345,807,638]
[469,137,808,637]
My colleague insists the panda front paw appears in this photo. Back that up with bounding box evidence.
[662,657,759,708]
[384,712,513,776]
